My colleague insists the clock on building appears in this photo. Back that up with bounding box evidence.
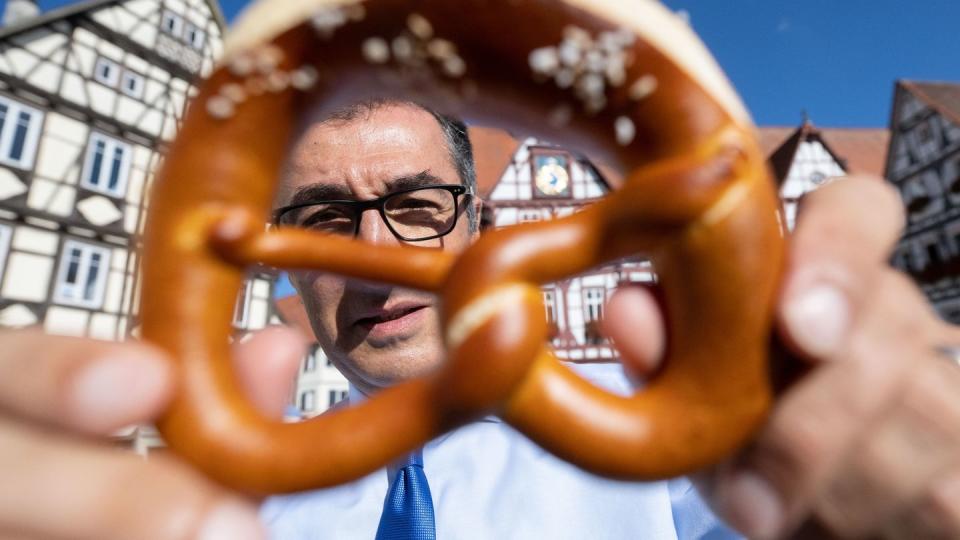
[532,153,571,198]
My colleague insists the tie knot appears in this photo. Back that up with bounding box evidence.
[400,449,423,469]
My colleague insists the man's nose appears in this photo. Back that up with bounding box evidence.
[355,208,398,245]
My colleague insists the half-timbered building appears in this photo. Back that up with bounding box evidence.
[886,80,960,324]
[0,0,288,452]
[758,121,889,230]
[0,0,235,341]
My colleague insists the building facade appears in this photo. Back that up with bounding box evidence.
[0,0,286,450]
[0,0,235,338]
[481,136,654,362]
[886,81,960,324]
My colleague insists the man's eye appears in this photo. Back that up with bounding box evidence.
[301,207,354,230]
[391,197,443,212]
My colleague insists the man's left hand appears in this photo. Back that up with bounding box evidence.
[606,175,960,538]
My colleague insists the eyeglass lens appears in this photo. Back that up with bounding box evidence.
[282,187,459,241]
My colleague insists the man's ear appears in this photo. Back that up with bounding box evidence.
[471,197,484,241]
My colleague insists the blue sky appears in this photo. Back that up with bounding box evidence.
[14,0,960,128]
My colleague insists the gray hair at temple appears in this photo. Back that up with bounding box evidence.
[315,99,479,232]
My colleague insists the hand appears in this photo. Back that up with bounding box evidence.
[0,325,306,540]
[604,176,960,538]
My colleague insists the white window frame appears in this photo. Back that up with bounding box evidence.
[542,289,557,323]
[233,280,252,327]
[0,224,11,281]
[583,287,604,322]
[120,71,145,99]
[93,57,120,87]
[300,390,316,412]
[53,240,111,309]
[0,95,42,170]
[161,10,183,37]
[303,346,317,373]
[184,23,205,50]
[327,389,348,408]
[80,133,132,198]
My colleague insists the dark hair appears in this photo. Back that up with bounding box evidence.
[318,99,478,231]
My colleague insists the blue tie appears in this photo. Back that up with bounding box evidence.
[375,450,436,540]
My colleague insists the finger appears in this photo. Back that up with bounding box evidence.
[602,284,666,380]
[779,176,905,360]
[884,466,960,540]
[0,418,264,540]
[711,270,929,538]
[0,329,173,434]
[232,326,311,418]
[812,351,960,538]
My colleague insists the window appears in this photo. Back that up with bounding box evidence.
[583,287,604,344]
[583,287,604,322]
[328,390,348,407]
[0,96,42,169]
[185,23,205,50]
[233,280,252,327]
[161,10,205,50]
[93,57,119,86]
[0,224,10,280]
[161,10,183,36]
[927,243,942,266]
[120,71,145,99]
[81,133,131,197]
[299,390,316,412]
[543,289,557,323]
[303,345,318,373]
[54,240,111,309]
[519,210,542,223]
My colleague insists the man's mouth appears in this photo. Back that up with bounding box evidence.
[356,305,425,326]
[354,304,430,339]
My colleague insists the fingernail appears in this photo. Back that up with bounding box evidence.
[719,472,783,539]
[70,354,169,431]
[785,283,850,357]
[197,500,266,540]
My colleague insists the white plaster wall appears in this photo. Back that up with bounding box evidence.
[89,312,118,340]
[12,226,58,255]
[2,251,53,302]
[45,305,88,336]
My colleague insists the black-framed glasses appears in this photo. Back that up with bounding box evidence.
[273,184,473,242]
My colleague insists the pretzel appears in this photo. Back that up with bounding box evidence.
[140,0,784,493]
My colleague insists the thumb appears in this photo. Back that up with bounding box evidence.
[602,284,666,383]
[232,325,312,418]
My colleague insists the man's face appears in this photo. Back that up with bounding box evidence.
[278,104,477,395]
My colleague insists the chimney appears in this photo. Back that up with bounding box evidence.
[3,0,40,27]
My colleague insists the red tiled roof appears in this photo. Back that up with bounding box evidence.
[819,127,890,177]
[757,124,889,182]
[467,126,520,198]
[903,80,960,127]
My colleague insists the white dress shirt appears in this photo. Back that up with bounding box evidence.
[261,363,742,539]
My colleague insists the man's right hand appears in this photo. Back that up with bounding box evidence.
[0,326,307,540]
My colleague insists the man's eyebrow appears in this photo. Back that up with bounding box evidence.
[389,170,447,192]
[287,183,353,207]
[285,171,448,207]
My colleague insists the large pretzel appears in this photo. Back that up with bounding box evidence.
[141,0,784,494]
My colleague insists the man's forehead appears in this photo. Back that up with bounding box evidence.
[276,102,450,205]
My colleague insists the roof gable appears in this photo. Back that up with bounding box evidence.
[903,80,960,127]
[0,0,226,41]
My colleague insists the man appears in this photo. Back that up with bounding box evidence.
[0,98,958,539]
